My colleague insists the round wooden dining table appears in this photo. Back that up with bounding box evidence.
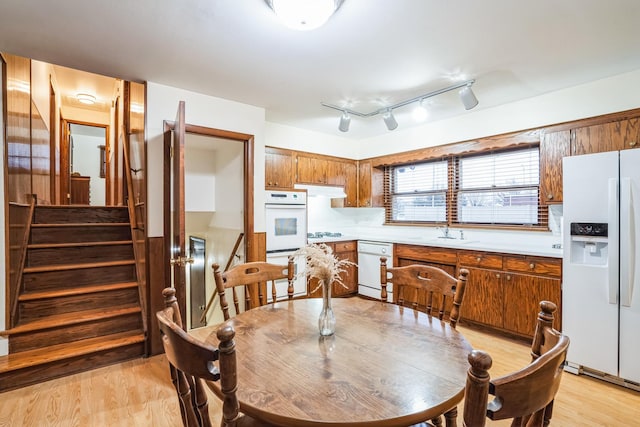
[206,297,473,427]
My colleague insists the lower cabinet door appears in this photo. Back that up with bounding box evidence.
[503,273,562,336]
[460,267,504,328]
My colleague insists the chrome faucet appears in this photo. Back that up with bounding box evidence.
[438,225,451,238]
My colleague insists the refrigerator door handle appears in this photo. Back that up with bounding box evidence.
[608,178,619,305]
[620,177,634,307]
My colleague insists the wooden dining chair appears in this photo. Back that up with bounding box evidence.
[380,256,470,328]
[213,259,295,320]
[463,301,570,427]
[380,258,469,427]
[157,287,273,427]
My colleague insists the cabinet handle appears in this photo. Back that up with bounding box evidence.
[630,141,637,147]
[275,182,279,186]
[496,273,501,279]
[506,275,511,281]
[547,193,554,200]
[476,256,482,262]
[529,263,535,270]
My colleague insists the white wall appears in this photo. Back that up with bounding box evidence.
[185,147,216,212]
[146,82,266,237]
[265,121,358,159]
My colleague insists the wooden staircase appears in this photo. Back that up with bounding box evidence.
[0,206,146,392]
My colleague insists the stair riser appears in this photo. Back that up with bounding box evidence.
[26,244,134,267]
[0,342,145,393]
[33,207,130,224]
[18,289,140,322]
[30,226,131,244]
[9,314,143,353]
[23,265,136,292]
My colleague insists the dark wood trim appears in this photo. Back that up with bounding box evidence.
[147,236,165,355]
[540,107,640,134]
[2,54,8,327]
[49,79,56,204]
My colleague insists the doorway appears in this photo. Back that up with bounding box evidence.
[61,120,109,206]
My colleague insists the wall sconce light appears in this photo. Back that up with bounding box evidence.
[322,79,478,132]
[382,110,398,131]
[76,93,96,105]
[265,0,344,31]
[338,111,351,132]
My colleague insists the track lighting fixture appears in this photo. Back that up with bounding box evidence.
[459,84,479,110]
[322,79,478,132]
[338,111,351,132]
[382,110,398,131]
[412,99,429,122]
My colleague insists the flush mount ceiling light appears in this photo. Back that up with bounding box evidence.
[76,93,96,105]
[265,0,344,31]
[322,79,478,132]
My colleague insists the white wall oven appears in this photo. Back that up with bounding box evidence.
[265,190,308,300]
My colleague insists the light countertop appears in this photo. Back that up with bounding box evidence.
[308,234,562,258]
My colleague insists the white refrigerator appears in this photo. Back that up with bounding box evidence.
[562,149,640,389]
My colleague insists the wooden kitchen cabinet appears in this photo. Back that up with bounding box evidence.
[296,153,327,184]
[502,255,562,335]
[333,240,358,296]
[357,160,384,207]
[539,129,570,204]
[330,160,359,208]
[265,147,294,189]
[459,251,562,339]
[571,118,640,155]
[307,241,358,298]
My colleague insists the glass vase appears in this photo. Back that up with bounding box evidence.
[318,281,336,336]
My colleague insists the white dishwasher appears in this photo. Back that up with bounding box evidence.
[357,241,393,299]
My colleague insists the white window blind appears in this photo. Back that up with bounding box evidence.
[388,160,448,222]
[455,147,540,225]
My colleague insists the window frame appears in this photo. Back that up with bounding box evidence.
[384,145,547,230]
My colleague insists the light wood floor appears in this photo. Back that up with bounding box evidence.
[1,324,638,426]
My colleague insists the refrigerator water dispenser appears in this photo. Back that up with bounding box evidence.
[569,222,608,266]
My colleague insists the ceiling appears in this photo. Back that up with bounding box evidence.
[2,0,640,140]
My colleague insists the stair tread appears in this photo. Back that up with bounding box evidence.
[31,222,130,227]
[2,305,142,336]
[28,240,133,249]
[19,281,138,301]
[24,259,135,273]
[0,331,145,373]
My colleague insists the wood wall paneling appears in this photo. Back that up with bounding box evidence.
[146,236,166,356]
[30,100,51,204]
[5,53,32,204]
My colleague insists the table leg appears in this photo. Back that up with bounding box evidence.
[444,407,457,427]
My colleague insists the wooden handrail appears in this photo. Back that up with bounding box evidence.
[10,196,36,328]
[199,232,244,324]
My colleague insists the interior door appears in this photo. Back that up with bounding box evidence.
[170,101,189,323]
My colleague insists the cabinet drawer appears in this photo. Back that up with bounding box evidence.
[504,256,561,277]
[334,240,356,252]
[395,244,457,264]
[458,252,503,270]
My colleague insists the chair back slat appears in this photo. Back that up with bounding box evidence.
[213,259,295,320]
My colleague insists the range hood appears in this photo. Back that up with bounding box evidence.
[294,183,346,198]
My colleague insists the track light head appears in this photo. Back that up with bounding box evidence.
[459,84,479,110]
[338,111,351,132]
[382,109,398,131]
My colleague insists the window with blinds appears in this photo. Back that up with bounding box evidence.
[454,147,541,225]
[384,146,545,228]
[387,160,448,223]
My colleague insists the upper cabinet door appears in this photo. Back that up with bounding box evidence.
[265,147,294,189]
[571,118,640,155]
[539,130,570,204]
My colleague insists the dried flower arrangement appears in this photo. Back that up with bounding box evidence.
[293,243,357,293]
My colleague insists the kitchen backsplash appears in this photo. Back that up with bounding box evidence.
[308,196,564,250]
